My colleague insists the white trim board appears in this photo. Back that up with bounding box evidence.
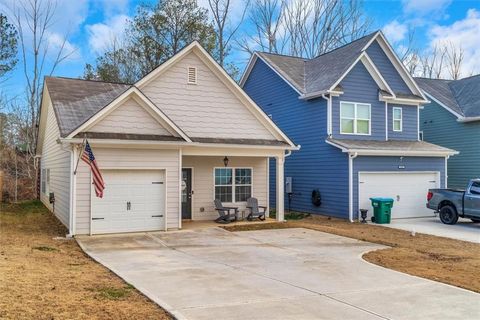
[325,139,458,157]
[239,53,303,95]
[367,32,428,101]
[67,87,191,142]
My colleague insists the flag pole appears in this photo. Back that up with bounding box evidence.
[73,136,87,175]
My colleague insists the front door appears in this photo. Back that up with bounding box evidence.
[181,168,192,219]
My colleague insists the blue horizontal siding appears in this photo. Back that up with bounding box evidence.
[420,100,480,188]
[352,156,445,219]
[243,58,349,217]
[388,104,418,140]
[332,62,386,141]
[366,40,412,95]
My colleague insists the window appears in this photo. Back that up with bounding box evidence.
[41,168,50,194]
[340,102,371,135]
[234,168,252,202]
[187,67,197,84]
[41,169,46,194]
[393,107,402,132]
[470,181,480,195]
[214,168,252,202]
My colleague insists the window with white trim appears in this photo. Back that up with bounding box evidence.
[41,168,46,194]
[393,107,402,132]
[340,102,371,135]
[41,168,50,194]
[214,168,252,203]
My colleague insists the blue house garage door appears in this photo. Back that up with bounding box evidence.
[359,172,439,219]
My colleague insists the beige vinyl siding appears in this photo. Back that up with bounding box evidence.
[88,97,172,136]
[182,156,268,220]
[40,92,71,228]
[75,147,180,234]
[142,51,276,140]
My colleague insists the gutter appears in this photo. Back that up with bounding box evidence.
[324,139,458,157]
[299,90,343,100]
[457,116,480,123]
[59,138,300,151]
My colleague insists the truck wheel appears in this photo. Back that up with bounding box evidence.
[439,205,458,225]
[471,219,480,223]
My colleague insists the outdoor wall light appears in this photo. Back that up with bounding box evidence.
[223,156,229,167]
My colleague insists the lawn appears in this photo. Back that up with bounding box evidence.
[224,214,480,293]
[0,201,171,320]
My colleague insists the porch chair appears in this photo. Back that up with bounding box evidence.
[214,199,238,223]
[246,197,267,221]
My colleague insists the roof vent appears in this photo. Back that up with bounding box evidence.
[187,67,197,84]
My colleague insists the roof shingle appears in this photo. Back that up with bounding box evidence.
[415,75,480,118]
[45,77,131,137]
[255,32,378,96]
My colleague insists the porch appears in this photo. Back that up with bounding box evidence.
[180,148,287,227]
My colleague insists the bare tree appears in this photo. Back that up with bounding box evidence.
[446,42,464,80]
[11,0,75,196]
[208,0,249,67]
[407,41,467,80]
[240,0,285,54]
[242,0,370,58]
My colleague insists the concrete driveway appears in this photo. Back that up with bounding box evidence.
[77,228,480,320]
[386,217,480,243]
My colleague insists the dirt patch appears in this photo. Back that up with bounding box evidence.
[0,201,172,320]
[223,215,480,293]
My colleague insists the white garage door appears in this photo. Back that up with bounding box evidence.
[359,172,439,219]
[91,170,166,234]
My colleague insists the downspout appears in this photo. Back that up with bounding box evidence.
[445,155,449,188]
[322,94,332,136]
[385,101,388,141]
[59,141,77,237]
[348,152,358,222]
[67,146,75,237]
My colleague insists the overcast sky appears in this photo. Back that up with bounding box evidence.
[1,0,480,101]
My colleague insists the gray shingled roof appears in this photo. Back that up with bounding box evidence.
[45,77,131,137]
[44,76,293,147]
[415,75,480,118]
[255,32,378,96]
[256,52,306,93]
[327,138,456,154]
[305,33,376,94]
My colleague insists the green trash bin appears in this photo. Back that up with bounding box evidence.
[370,197,394,224]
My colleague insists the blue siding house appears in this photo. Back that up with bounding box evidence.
[241,31,457,221]
[416,76,480,189]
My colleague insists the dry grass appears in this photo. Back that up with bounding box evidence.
[223,215,480,293]
[0,201,172,320]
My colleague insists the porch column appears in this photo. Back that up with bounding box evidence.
[275,155,285,222]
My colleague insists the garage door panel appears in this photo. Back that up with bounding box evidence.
[91,170,166,234]
[359,172,439,219]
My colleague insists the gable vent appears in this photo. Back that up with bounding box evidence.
[187,67,197,84]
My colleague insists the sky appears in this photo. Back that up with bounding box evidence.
[1,0,480,102]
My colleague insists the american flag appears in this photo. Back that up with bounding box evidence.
[81,141,105,198]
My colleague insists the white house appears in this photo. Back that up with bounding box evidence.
[36,42,298,236]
